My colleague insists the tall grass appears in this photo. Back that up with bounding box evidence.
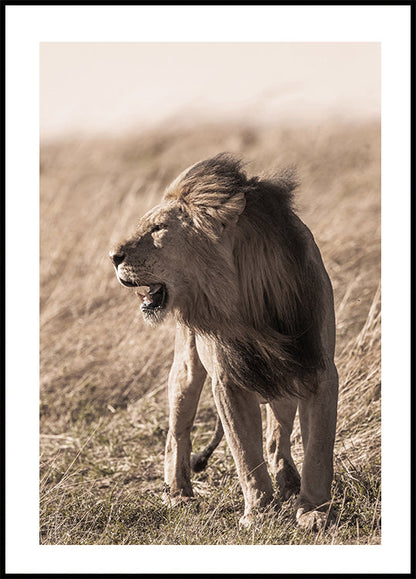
[40,120,381,544]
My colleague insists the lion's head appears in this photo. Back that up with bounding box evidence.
[110,153,327,398]
[110,154,249,329]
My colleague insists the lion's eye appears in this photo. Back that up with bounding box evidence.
[150,224,166,234]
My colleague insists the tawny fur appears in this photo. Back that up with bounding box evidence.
[164,154,327,399]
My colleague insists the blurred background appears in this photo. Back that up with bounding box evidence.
[40,42,380,141]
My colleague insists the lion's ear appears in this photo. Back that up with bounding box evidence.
[188,191,246,239]
[213,191,246,229]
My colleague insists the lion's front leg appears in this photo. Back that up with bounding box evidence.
[164,324,207,505]
[212,377,274,527]
[296,363,339,530]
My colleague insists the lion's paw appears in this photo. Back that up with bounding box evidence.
[239,499,280,529]
[296,506,336,532]
[162,492,197,508]
[239,511,267,529]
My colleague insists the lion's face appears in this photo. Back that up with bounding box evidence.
[110,155,250,328]
[110,201,197,325]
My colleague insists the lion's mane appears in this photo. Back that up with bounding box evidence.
[164,153,328,399]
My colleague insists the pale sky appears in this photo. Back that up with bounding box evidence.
[40,42,380,139]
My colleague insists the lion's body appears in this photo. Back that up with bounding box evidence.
[111,154,338,529]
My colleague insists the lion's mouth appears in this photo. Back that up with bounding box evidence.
[135,283,168,312]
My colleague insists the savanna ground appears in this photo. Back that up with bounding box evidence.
[40,120,381,545]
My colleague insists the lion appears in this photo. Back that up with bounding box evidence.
[110,153,338,530]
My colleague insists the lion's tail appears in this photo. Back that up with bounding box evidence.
[190,415,224,473]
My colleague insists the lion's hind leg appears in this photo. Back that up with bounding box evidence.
[296,362,339,530]
[265,398,301,501]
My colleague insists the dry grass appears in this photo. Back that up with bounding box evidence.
[40,119,381,544]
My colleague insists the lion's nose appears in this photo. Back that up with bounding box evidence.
[109,250,125,268]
